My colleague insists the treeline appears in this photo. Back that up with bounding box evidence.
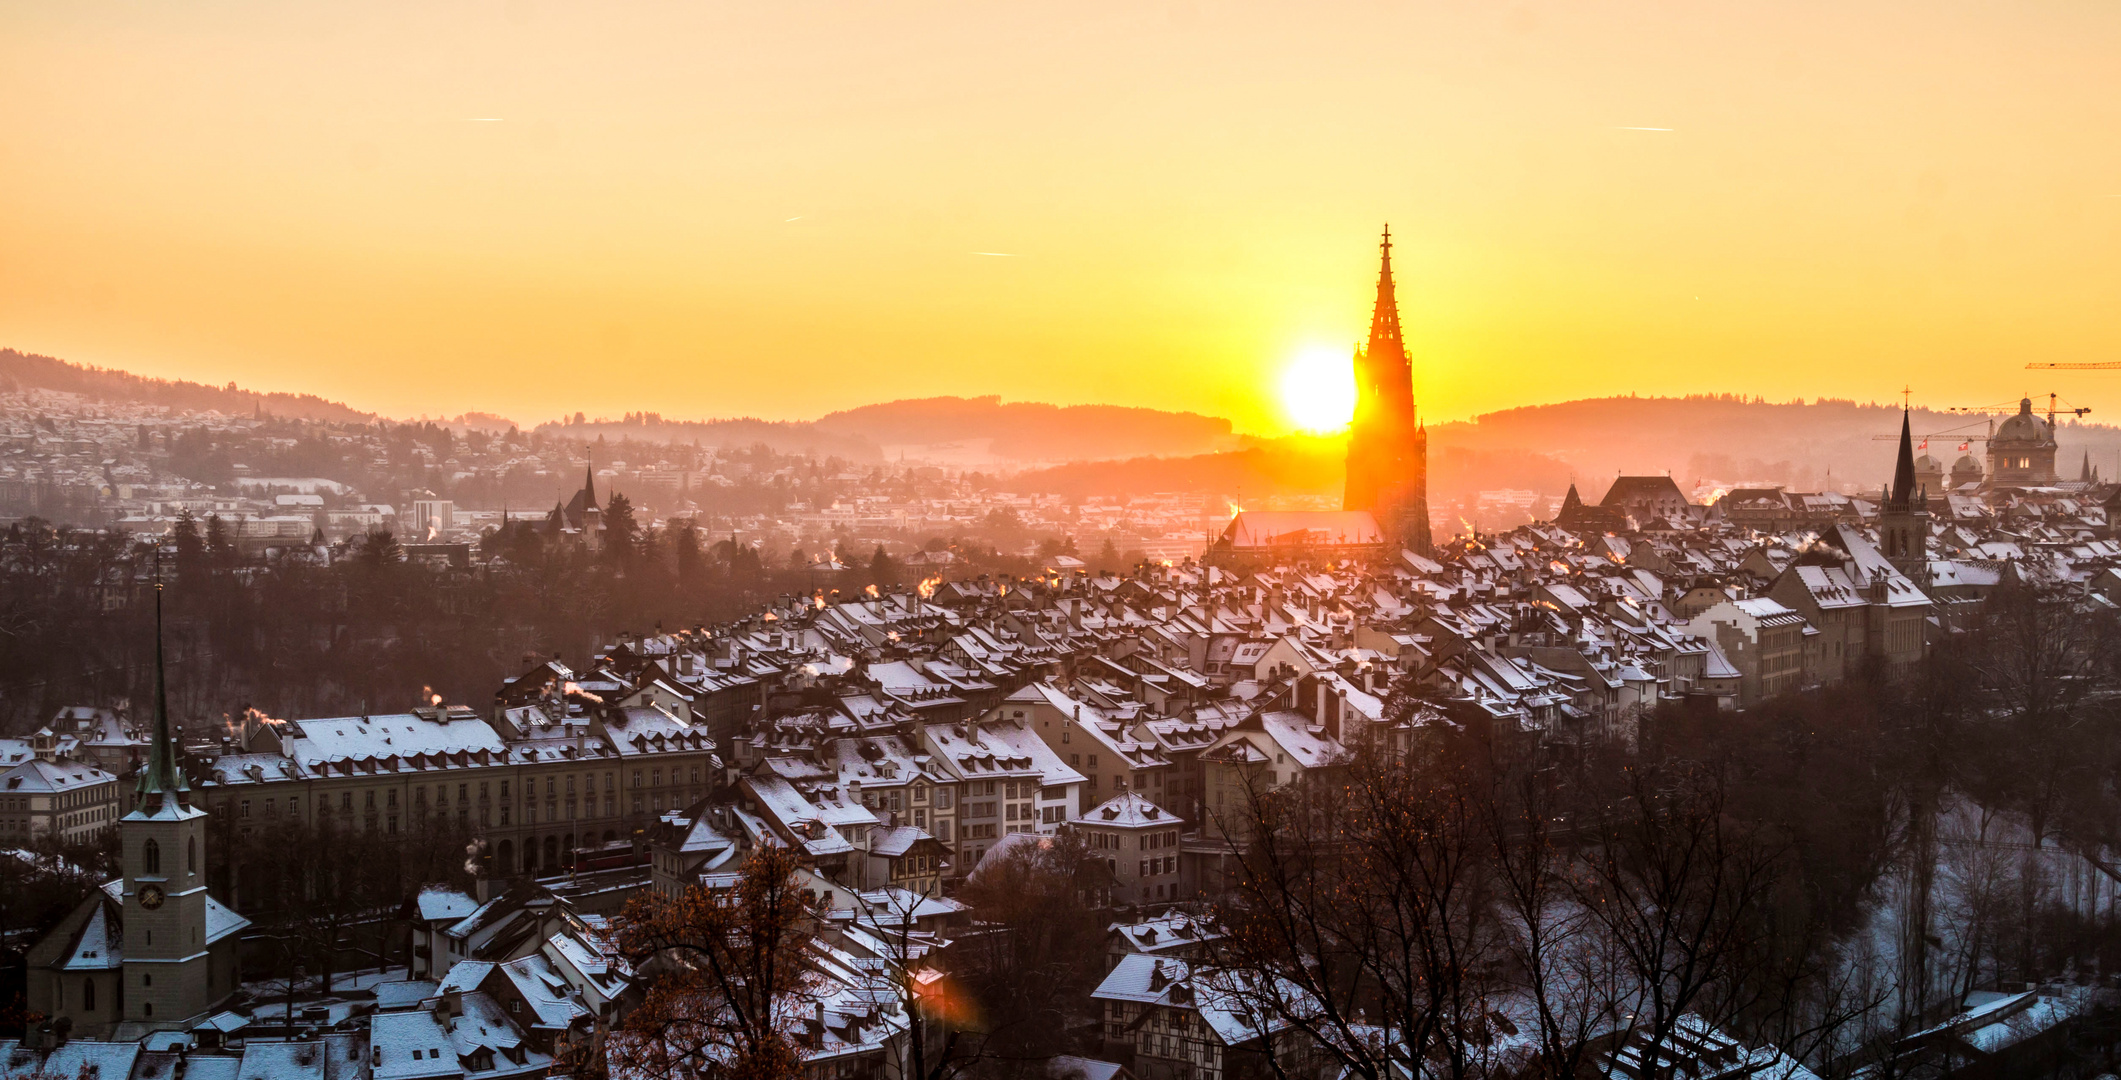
[0,507,1098,733]
[0,348,374,423]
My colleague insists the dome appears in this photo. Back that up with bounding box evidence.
[1953,454,1982,471]
[1914,453,1942,471]
[1993,397,2053,447]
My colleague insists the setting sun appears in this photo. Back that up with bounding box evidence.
[1280,344,1359,433]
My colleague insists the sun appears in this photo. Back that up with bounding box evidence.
[1279,344,1358,432]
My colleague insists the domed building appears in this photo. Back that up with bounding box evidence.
[1950,453,1984,489]
[1913,453,1945,498]
[1986,397,2059,487]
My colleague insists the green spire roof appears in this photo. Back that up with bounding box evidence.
[135,583,187,805]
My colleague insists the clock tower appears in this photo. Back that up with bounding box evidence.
[118,583,217,1027]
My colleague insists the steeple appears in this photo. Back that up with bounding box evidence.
[583,462,597,507]
[1366,226,1406,367]
[2082,450,2093,483]
[1888,408,1918,510]
[135,583,187,809]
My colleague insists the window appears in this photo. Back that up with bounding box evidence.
[386,789,397,807]
[652,768,662,788]
[239,800,251,818]
[82,978,94,1012]
[500,780,510,797]
[187,837,196,873]
[143,839,161,875]
[364,791,375,809]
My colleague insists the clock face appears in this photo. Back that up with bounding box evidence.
[138,884,165,910]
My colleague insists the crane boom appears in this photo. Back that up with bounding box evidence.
[2026,362,2121,369]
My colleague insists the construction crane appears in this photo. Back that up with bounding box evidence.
[2027,362,2121,370]
[1871,393,2088,442]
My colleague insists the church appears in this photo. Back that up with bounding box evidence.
[1207,229,1433,567]
[1340,226,1433,555]
[25,592,248,1039]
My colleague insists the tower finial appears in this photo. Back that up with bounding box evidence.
[1367,224,1404,366]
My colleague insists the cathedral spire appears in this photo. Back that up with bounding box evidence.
[583,462,597,507]
[136,582,187,808]
[1889,407,1917,510]
[1367,225,1405,365]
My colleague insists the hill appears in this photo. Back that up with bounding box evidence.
[531,396,1237,465]
[1012,394,2121,505]
[0,348,376,424]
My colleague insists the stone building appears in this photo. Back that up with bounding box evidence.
[1341,227,1432,555]
[1987,397,2061,487]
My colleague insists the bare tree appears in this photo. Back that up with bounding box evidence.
[593,845,821,1080]
[1566,763,1786,1076]
[1206,744,1501,1080]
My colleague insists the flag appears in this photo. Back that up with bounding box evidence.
[1919,439,1928,450]
[1959,441,1970,452]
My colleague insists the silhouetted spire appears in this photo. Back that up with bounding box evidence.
[583,463,597,507]
[135,583,187,808]
[1889,408,1917,510]
[2082,450,2093,483]
[1367,226,1405,366]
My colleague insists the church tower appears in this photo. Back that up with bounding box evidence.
[1881,408,1929,583]
[1342,227,1433,555]
[119,584,216,1028]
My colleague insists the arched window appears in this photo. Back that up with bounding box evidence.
[143,839,161,875]
[187,837,197,874]
[82,978,95,1012]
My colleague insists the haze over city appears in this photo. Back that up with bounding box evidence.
[8,0,2121,432]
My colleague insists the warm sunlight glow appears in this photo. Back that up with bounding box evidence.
[1281,345,1358,432]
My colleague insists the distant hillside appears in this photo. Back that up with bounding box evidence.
[533,396,1236,465]
[817,396,1234,462]
[1440,394,2121,496]
[1012,394,2121,503]
[0,348,376,424]
[530,414,884,462]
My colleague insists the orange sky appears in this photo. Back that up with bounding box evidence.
[5,1,2121,435]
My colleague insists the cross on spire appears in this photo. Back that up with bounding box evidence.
[1367,225,1405,365]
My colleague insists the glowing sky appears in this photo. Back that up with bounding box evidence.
[5,1,2121,434]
